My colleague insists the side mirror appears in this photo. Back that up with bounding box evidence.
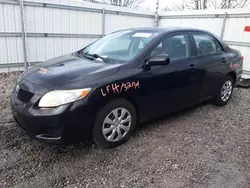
[148,54,170,66]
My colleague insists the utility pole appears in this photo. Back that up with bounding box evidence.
[19,0,29,69]
[154,0,159,27]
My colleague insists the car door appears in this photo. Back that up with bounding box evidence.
[136,33,201,119]
[191,32,229,99]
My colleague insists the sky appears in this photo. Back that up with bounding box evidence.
[144,0,250,11]
[143,0,183,11]
[77,0,249,11]
[75,0,183,11]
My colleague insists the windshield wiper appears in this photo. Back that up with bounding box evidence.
[77,51,109,63]
[77,51,95,61]
[83,54,95,61]
[92,54,109,63]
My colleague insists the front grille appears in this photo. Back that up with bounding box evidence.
[17,88,34,103]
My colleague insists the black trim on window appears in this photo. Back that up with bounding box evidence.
[188,32,197,57]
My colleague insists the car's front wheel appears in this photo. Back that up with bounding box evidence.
[93,99,137,148]
[214,76,234,106]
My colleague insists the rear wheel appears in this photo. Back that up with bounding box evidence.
[214,76,234,106]
[93,99,136,148]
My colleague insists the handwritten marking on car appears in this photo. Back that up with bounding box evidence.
[101,80,140,96]
[229,64,240,68]
[39,67,48,74]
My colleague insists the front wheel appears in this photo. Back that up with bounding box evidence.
[93,99,137,148]
[214,76,234,106]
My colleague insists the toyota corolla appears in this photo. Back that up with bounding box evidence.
[11,27,243,148]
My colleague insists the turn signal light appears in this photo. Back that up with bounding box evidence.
[81,90,91,97]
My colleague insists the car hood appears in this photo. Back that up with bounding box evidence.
[19,54,121,90]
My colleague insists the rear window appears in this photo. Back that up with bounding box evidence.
[193,34,222,55]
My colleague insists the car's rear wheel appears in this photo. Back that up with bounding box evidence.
[93,99,137,148]
[214,76,234,106]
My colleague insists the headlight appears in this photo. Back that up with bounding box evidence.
[38,88,91,108]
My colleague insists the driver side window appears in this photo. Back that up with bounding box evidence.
[151,34,191,61]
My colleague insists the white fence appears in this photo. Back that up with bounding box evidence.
[0,0,154,71]
[0,0,250,79]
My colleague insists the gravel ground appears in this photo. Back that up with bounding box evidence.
[0,72,249,188]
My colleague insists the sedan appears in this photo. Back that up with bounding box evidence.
[11,27,243,148]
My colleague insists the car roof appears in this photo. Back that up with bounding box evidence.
[118,27,211,34]
[111,27,225,46]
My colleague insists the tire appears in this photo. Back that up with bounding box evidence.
[93,99,137,148]
[214,76,234,106]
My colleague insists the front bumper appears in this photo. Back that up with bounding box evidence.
[10,90,95,144]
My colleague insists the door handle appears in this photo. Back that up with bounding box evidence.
[188,64,197,72]
[221,57,227,63]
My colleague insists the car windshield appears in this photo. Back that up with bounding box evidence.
[79,30,160,62]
